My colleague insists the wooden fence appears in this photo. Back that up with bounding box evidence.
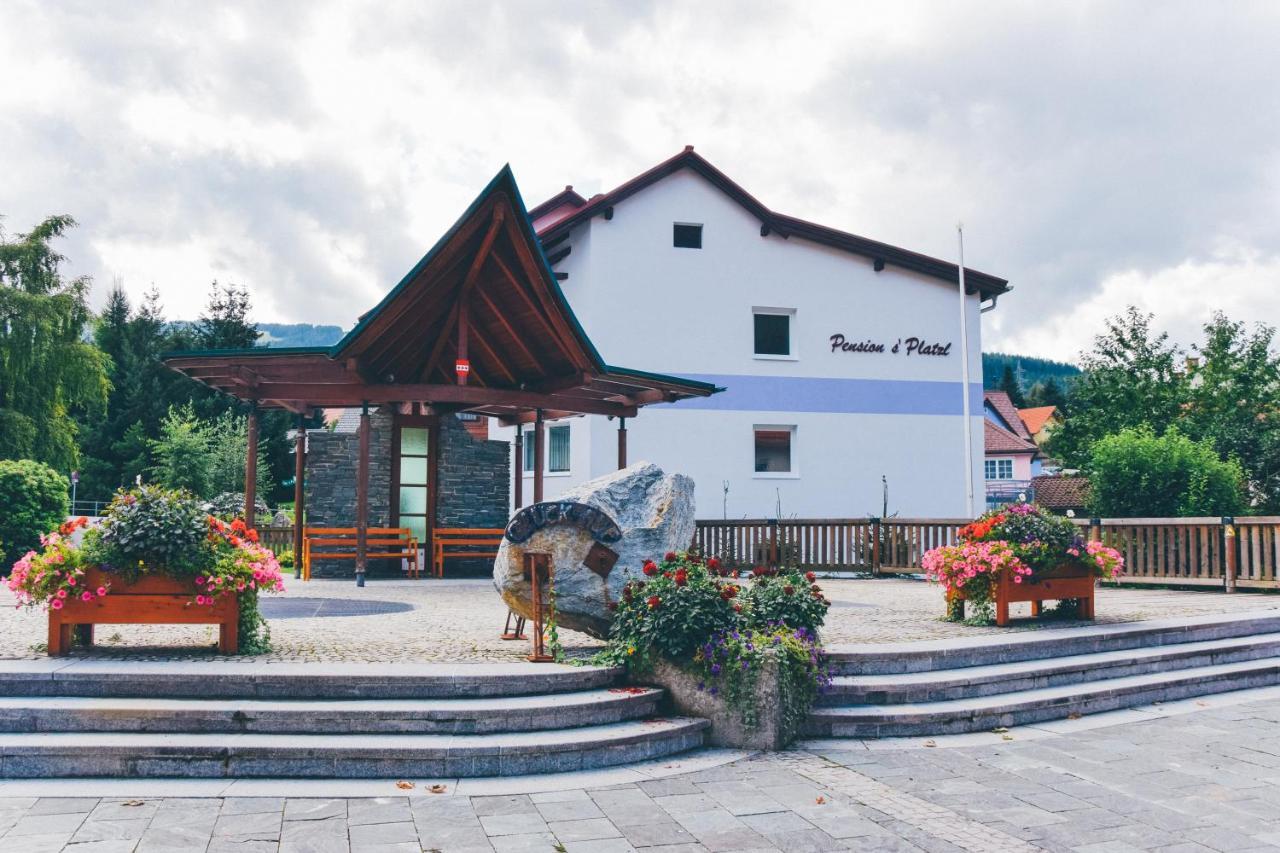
[694,516,1280,589]
[256,525,295,556]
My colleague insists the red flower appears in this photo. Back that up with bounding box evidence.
[674,569,688,586]
[642,560,658,576]
[733,603,743,613]
[664,551,678,562]
[707,557,721,572]
[246,529,259,543]
[720,585,738,600]
[231,518,248,534]
[606,601,618,611]
[646,595,661,609]
[752,566,765,577]
[805,571,816,582]
[784,585,795,595]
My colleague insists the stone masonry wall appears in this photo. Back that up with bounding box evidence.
[304,409,394,578]
[303,411,510,579]
[436,415,511,576]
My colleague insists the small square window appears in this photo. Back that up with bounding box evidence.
[523,424,571,473]
[755,427,793,474]
[754,312,791,356]
[673,223,702,248]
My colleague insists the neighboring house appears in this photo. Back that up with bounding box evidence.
[1031,474,1090,516]
[983,390,1041,507]
[1017,405,1058,448]
[501,146,1011,518]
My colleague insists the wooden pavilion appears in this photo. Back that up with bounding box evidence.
[164,166,719,583]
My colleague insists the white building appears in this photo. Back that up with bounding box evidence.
[499,147,1009,519]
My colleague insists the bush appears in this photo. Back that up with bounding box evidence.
[742,568,830,635]
[1089,427,1244,517]
[204,492,270,522]
[87,485,212,578]
[0,459,68,570]
[606,553,741,668]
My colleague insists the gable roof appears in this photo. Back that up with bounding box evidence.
[1018,405,1057,436]
[985,419,1039,455]
[534,146,1009,298]
[163,165,719,423]
[983,390,1032,439]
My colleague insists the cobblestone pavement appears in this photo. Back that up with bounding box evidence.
[2,576,1278,661]
[6,697,1280,851]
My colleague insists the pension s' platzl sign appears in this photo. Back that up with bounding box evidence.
[829,334,953,357]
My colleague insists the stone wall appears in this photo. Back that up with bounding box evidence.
[303,410,510,579]
[304,409,394,578]
[436,415,511,576]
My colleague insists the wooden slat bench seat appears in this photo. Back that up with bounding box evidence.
[433,528,505,578]
[302,527,420,580]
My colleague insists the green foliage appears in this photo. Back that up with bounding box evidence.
[237,590,272,655]
[998,364,1025,407]
[87,485,213,578]
[741,569,830,635]
[0,459,68,568]
[1050,308,1189,468]
[607,554,741,670]
[0,215,110,470]
[146,404,268,501]
[982,352,1079,391]
[692,626,829,741]
[1088,427,1243,517]
[1025,376,1068,410]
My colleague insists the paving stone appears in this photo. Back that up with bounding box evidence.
[347,796,412,826]
[480,812,549,837]
[619,820,698,846]
[347,819,418,846]
[25,798,99,816]
[285,798,348,821]
[2,834,80,853]
[135,823,216,851]
[6,813,87,837]
[538,799,607,822]
[488,831,558,852]
[281,815,350,853]
[549,817,624,842]
[69,817,150,842]
[61,841,139,853]
[208,839,278,853]
[213,808,283,837]
[562,839,639,852]
[220,797,286,815]
[472,795,538,816]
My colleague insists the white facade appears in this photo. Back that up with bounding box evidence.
[500,165,996,520]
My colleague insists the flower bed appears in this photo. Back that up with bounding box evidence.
[6,486,286,655]
[923,503,1124,626]
[592,551,830,748]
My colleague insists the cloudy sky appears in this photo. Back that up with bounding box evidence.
[3,1,1280,363]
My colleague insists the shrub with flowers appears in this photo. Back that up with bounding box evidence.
[694,625,830,741]
[595,551,831,740]
[924,502,1125,624]
[6,486,285,653]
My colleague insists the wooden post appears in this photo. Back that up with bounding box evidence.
[356,402,370,588]
[871,517,882,575]
[513,423,523,510]
[1224,516,1237,593]
[292,414,306,580]
[244,404,259,528]
[1089,517,1102,543]
[525,552,553,663]
[533,409,545,504]
[617,417,627,470]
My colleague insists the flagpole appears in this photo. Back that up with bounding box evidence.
[957,223,975,518]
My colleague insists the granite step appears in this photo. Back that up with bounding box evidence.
[0,717,710,778]
[824,610,1280,675]
[805,656,1280,737]
[821,632,1280,705]
[0,660,621,699]
[0,687,663,735]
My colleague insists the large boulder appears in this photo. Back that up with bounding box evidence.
[493,462,695,638]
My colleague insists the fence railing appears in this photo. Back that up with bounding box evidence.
[695,516,1280,589]
[256,525,295,556]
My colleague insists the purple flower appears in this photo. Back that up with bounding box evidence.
[710,663,721,675]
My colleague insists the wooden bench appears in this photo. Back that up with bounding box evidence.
[302,527,420,580]
[48,566,238,655]
[433,528,505,578]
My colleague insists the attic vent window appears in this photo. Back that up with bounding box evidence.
[673,223,702,249]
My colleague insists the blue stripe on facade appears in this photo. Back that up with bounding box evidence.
[665,374,985,416]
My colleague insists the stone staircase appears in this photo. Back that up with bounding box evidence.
[806,610,1280,738]
[0,661,708,778]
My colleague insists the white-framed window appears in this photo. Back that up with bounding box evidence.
[524,424,571,473]
[754,425,796,477]
[753,307,795,359]
[673,222,703,248]
[985,458,1014,480]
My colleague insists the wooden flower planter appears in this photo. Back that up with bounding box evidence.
[949,562,1096,627]
[47,566,238,656]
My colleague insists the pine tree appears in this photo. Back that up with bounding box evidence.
[998,363,1025,408]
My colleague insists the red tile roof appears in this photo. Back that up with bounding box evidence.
[983,390,1032,439]
[1032,475,1090,510]
[532,147,1009,297]
[1018,405,1057,436]
[985,420,1038,454]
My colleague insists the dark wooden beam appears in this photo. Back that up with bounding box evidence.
[251,382,638,418]
[420,209,505,384]
[533,410,545,503]
[473,286,542,376]
[293,415,306,580]
[355,404,370,587]
[244,406,259,529]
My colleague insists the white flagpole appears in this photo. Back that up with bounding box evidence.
[957,223,975,518]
